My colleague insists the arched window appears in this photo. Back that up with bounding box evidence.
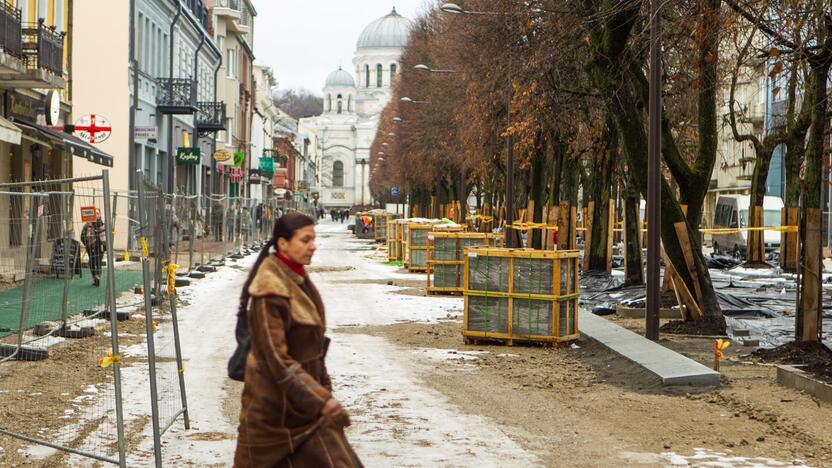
[326,94,332,112]
[347,95,352,112]
[376,64,382,87]
[390,63,397,79]
[332,161,344,187]
[337,94,343,114]
[364,64,370,87]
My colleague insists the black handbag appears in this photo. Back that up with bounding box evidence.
[228,307,250,381]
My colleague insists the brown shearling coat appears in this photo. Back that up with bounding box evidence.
[234,255,361,467]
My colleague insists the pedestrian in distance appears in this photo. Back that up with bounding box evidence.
[232,212,362,467]
[330,208,337,222]
[80,211,106,287]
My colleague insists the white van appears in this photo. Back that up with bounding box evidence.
[712,195,784,257]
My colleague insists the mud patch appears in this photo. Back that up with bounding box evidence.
[307,266,356,274]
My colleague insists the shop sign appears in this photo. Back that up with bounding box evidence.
[135,126,157,139]
[176,147,201,165]
[233,151,245,168]
[6,91,40,122]
[249,169,261,184]
[259,157,275,176]
[45,91,60,126]
[213,149,232,163]
[80,206,97,222]
[74,114,112,144]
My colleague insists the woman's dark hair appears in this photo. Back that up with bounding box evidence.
[238,212,315,316]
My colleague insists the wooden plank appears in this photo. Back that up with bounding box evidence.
[583,202,594,272]
[661,248,703,320]
[673,221,703,301]
[800,208,821,341]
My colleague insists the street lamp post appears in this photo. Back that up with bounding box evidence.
[646,0,662,341]
[357,158,368,207]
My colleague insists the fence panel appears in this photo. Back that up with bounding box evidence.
[0,174,128,466]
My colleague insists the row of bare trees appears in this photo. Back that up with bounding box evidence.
[368,0,830,341]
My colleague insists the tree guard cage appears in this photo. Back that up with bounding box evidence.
[407,223,464,272]
[463,248,580,346]
[427,232,503,295]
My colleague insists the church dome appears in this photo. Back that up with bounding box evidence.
[325,67,355,88]
[356,7,411,50]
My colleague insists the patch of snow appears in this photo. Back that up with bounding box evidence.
[662,448,811,467]
[120,343,148,358]
[413,348,488,362]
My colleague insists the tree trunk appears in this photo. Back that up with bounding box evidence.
[585,0,723,326]
[530,130,546,249]
[623,172,644,285]
[797,58,829,343]
[588,141,613,272]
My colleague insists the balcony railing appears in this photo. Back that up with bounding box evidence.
[156,78,197,114]
[195,101,226,132]
[216,0,240,10]
[21,19,64,75]
[0,3,22,57]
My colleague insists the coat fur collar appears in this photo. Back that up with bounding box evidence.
[248,255,322,326]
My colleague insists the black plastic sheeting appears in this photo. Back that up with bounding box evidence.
[580,265,832,347]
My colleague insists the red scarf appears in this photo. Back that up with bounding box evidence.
[275,252,305,276]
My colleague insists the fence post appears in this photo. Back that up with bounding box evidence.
[169,293,190,429]
[223,196,230,260]
[188,197,196,271]
[136,171,163,468]
[60,192,73,327]
[15,195,43,357]
[102,170,128,468]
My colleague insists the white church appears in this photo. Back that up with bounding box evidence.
[299,8,411,208]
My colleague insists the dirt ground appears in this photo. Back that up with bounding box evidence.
[339,315,832,467]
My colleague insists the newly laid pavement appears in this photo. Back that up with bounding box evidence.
[579,309,721,386]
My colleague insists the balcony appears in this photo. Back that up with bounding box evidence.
[0,17,64,89]
[156,78,197,114]
[195,101,226,132]
[213,0,241,19]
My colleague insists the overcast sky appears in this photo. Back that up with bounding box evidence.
[252,0,431,95]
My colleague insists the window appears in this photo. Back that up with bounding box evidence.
[337,94,342,114]
[332,161,344,187]
[226,117,233,145]
[55,0,64,32]
[376,64,382,87]
[347,95,352,112]
[37,0,47,21]
[390,63,397,79]
[364,64,369,87]
[326,94,332,112]
[226,48,235,78]
[136,13,143,63]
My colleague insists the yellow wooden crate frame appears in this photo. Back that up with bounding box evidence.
[387,219,400,261]
[462,248,581,345]
[426,232,503,294]
[407,223,464,272]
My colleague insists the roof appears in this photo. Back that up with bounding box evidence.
[356,7,411,50]
[325,66,356,88]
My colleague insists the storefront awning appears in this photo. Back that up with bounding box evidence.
[13,119,114,167]
[0,115,21,145]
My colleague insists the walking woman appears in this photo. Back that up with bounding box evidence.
[233,212,362,467]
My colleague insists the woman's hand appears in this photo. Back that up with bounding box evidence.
[321,398,351,428]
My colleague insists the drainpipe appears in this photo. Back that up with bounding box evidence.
[167,2,183,195]
[211,58,221,194]
[191,33,205,196]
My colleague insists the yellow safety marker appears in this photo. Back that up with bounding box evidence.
[162,262,179,295]
[123,249,130,262]
[713,339,730,371]
[99,352,122,369]
[140,236,149,259]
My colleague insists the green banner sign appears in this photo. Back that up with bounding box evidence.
[233,151,245,168]
[176,147,200,165]
[259,157,275,177]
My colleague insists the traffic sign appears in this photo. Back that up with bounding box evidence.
[391,187,399,197]
[74,114,112,144]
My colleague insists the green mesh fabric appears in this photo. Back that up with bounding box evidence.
[433,237,457,261]
[513,258,554,295]
[467,255,510,293]
[467,296,509,333]
[432,264,458,288]
[512,299,554,336]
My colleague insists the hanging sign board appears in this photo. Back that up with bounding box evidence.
[80,206,97,222]
[249,168,261,184]
[45,91,60,126]
[214,149,232,164]
[259,157,275,176]
[74,114,112,144]
[233,151,245,168]
[391,186,399,197]
[176,147,201,165]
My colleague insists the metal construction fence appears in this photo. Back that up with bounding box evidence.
[0,173,128,466]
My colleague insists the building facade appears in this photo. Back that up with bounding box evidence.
[207,0,255,199]
[250,64,277,203]
[299,8,410,209]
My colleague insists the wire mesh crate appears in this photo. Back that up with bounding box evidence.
[407,223,464,272]
[427,232,503,295]
[463,248,580,346]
